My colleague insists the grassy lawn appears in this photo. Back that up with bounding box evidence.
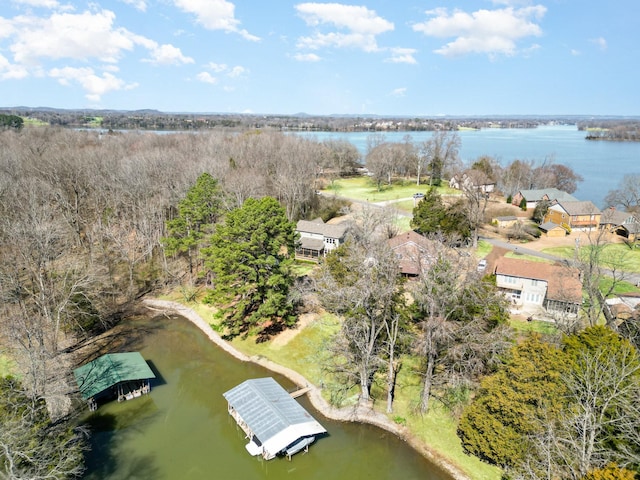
[600,277,640,296]
[506,251,553,263]
[509,318,558,335]
[543,243,640,273]
[22,117,48,126]
[379,355,502,480]
[230,312,340,384]
[476,240,493,259]
[0,352,16,378]
[324,176,459,203]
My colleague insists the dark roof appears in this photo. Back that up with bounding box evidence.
[73,352,155,400]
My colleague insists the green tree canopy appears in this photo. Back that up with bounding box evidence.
[202,196,298,339]
[410,188,471,242]
[459,327,640,478]
[162,172,221,273]
[0,114,23,130]
[457,334,568,468]
[410,188,447,235]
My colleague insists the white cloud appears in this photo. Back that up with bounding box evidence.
[296,3,394,34]
[10,10,137,64]
[0,53,29,79]
[295,2,393,52]
[228,65,246,77]
[0,9,192,101]
[385,47,417,64]
[206,62,228,72]
[173,0,259,41]
[413,5,546,57]
[49,66,138,101]
[144,43,194,65]
[203,62,247,78]
[12,0,61,8]
[390,87,407,97]
[570,49,581,56]
[293,52,321,62]
[196,71,217,84]
[119,0,148,12]
[591,36,607,51]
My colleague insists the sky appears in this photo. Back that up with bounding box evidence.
[1,0,638,116]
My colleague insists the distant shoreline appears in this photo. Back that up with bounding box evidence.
[142,297,470,480]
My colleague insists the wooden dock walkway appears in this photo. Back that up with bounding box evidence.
[289,387,311,399]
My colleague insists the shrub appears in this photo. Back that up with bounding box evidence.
[519,198,527,211]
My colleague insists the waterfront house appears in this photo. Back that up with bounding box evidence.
[223,377,326,460]
[295,218,347,261]
[511,188,577,210]
[449,170,496,194]
[544,200,601,231]
[494,258,582,317]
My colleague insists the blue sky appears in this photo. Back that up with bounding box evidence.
[1,0,638,116]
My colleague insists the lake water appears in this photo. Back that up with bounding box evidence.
[294,125,640,209]
[82,314,452,480]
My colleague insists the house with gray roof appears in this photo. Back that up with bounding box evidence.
[511,188,577,210]
[295,218,348,261]
[600,207,640,242]
[545,200,601,231]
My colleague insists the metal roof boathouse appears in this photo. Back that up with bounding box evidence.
[223,377,326,460]
[73,352,156,411]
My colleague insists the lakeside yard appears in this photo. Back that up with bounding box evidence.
[157,283,501,480]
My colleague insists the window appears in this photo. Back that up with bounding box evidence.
[525,292,541,303]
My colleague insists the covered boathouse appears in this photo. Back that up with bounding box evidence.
[223,377,326,460]
[73,352,156,411]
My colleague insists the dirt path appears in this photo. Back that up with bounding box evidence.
[142,298,470,480]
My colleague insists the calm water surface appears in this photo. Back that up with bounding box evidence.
[294,125,640,209]
[82,314,452,480]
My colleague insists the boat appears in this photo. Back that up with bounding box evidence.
[283,436,315,458]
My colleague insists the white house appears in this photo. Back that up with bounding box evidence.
[494,257,582,317]
[295,218,348,261]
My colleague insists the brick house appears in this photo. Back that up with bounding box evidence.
[387,230,435,277]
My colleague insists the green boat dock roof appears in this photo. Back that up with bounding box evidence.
[73,352,155,400]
